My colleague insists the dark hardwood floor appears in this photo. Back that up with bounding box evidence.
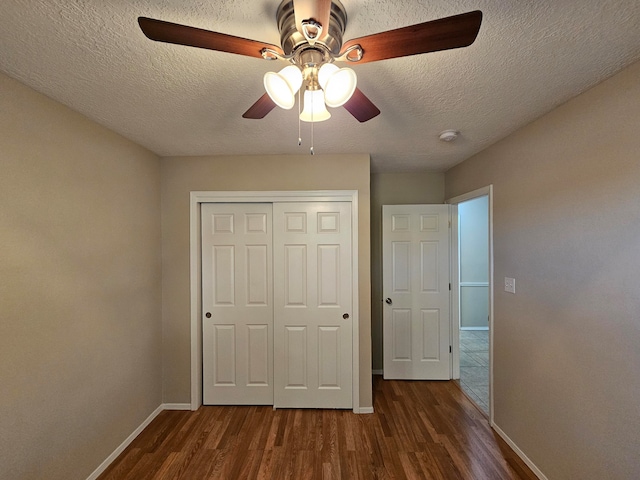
[98,377,537,479]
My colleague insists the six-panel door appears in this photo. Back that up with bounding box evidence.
[382,204,451,380]
[273,202,352,408]
[201,203,274,405]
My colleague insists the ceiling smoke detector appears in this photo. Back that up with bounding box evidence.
[439,130,459,142]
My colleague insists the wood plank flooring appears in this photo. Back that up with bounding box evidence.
[98,377,537,479]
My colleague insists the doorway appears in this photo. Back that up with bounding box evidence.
[448,186,493,418]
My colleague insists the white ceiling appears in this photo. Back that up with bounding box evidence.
[1,1,639,172]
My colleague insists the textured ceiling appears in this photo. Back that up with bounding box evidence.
[1,0,639,172]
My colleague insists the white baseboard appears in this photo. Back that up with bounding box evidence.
[372,369,383,375]
[86,405,164,480]
[491,422,547,480]
[86,402,192,479]
[162,403,192,410]
[356,406,374,414]
[460,326,489,331]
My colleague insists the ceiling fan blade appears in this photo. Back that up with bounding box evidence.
[242,93,277,119]
[293,0,332,41]
[343,88,380,123]
[138,17,284,59]
[338,10,482,64]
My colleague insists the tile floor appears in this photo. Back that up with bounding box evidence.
[459,329,489,414]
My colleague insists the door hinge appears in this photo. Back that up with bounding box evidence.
[449,283,451,291]
[449,345,452,353]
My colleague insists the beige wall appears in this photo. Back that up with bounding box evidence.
[445,60,640,479]
[160,154,372,407]
[0,73,162,479]
[370,172,445,370]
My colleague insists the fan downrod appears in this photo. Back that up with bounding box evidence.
[277,0,347,56]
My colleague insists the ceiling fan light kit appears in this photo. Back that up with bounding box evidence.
[263,42,356,119]
[263,65,303,109]
[260,0,359,120]
[318,63,357,108]
[300,89,331,122]
[137,0,482,145]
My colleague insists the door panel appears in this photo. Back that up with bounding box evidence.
[213,325,235,385]
[318,326,341,388]
[392,242,411,292]
[421,242,439,291]
[247,325,269,385]
[213,245,234,305]
[318,245,340,305]
[421,309,441,360]
[392,309,412,360]
[273,202,352,408]
[284,326,307,388]
[284,245,307,305]
[246,245,269,305]
[202,203,273,404]
[383,204,451,380]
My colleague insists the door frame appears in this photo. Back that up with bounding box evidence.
[189,190,360,412]
[446,185,494,421]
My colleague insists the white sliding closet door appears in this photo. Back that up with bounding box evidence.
[201,201,353,408]
[273,202,353,409]
[201,203,273,405]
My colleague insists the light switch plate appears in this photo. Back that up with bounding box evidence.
[504,277,516,294]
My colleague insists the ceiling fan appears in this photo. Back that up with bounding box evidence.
[138,0,482,123]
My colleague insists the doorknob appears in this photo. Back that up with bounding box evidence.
[205,312,211,318]
[343,313,349,319]
[385,298,392,305]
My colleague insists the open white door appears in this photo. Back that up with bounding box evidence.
[382,205,451,380]
[273,202,353,408]
[201,203,273,404]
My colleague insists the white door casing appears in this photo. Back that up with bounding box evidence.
[273,202,353,408]
[201,203,273,405]
[382,205,452,380]
[191,191,360,412]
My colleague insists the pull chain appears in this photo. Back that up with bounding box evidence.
[310,95,314,155]
[297,89,302,146]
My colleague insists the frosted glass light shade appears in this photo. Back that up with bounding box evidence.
[299,89,331,122]
[318,63,339,90]
[318,63,357,108]
[264,65,303,110]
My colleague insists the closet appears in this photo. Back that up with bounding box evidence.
[201,201,353,408]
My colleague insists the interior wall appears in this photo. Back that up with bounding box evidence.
[160,154,372,407]
[459,196,489,328]
[370,172,445,371]
[0,72,162,480]
[445,60,640,480]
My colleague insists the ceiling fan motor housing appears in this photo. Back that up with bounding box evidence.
[277,0,347,57]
